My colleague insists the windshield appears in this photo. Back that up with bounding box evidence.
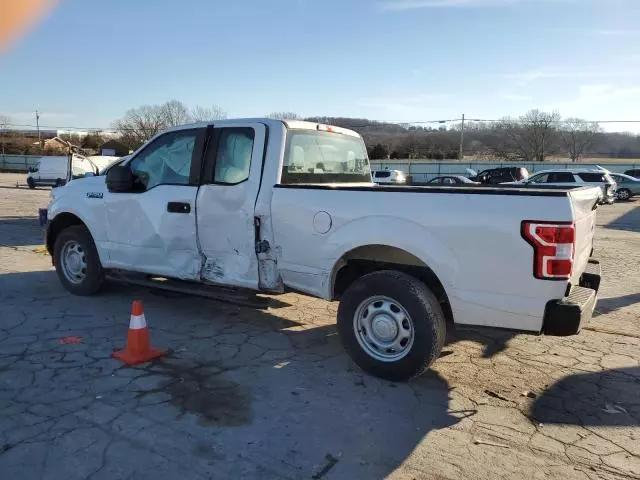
[280,130,371,184]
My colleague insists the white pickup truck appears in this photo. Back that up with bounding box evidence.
[45,119,602,381]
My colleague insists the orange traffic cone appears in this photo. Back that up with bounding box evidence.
[112,300,165,365]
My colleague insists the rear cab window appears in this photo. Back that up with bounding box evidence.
[280,129,371,184]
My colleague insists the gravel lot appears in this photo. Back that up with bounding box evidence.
[0,172,638,480]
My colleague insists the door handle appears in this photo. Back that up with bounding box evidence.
[167,202,191,214]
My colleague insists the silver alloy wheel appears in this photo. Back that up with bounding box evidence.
[353,295,415,362]
[60,240,87,285]
[617,189,630,200]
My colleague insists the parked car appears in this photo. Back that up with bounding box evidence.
[44,118,602,381]
[372,169,406,184]
[609,173,640,201]
[508,169,617,204]
[624,169,640,178]
[427,175,479,185]
[470,167,529,184]
[26,155,97,189]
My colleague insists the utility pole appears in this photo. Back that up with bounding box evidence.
[459,113,465,160]
[35,110,41,146]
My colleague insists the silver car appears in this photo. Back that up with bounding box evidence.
[511,169,617,204]
[609,173,640,201]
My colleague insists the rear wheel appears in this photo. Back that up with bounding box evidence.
[337,270,446,381]
[55,178,64,187]
[53,225,105,295]
[617,188,631,201]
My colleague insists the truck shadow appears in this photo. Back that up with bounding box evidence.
[594,292,640,317]
[445,326,519,358]
[0,216,44,247]
[530,367,640,427]
[0,269,462,478]
[604,205,640,232]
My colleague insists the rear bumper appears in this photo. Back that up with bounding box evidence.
[542,259,601,336]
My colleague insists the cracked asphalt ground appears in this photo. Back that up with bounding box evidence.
[0,172,639,480]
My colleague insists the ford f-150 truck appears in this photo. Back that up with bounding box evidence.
[45,119,602,381]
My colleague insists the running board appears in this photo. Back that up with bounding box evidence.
[106,272,273,309]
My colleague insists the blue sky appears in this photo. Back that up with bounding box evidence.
[0,0,638,131]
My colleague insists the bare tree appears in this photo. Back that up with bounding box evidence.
[190,105,227,122]
[112,100,231,149]
[112,100,189,149]
[490,110,560,161]
[0,114,10,155]
[267,112,301,120]
[160,99,191,127]
[520,109,561,162]
[560,118,601,162]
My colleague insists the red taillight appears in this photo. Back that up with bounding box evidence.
[522,221,575,280]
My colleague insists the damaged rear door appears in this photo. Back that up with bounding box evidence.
[195,122,267,290]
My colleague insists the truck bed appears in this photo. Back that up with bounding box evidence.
[271,182,601,332]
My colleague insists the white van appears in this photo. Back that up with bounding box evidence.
[371,169,406,184]
[26,155,98,189]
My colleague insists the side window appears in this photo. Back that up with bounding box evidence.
[528,173,549,184]
[212,128,255,185]
[129,130,199,190]
[577,173,604,182]
[549,172,575,183]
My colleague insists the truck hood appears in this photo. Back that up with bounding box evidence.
[50,175,107,202]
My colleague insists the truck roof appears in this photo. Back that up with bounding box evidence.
[162,118,361,138]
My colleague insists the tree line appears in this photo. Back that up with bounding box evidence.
[2,104,640,161]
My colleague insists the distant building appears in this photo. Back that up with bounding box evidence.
[8,128,57,140]
[99,139,129,156]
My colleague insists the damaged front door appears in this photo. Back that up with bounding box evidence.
[104,128,205,279]
[196,123,266,290]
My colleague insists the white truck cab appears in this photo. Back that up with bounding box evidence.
[45,118,602,381]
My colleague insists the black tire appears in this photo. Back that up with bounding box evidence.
[337,270,446,382]
[617,189,631,201]
[55,178,64,188]
[27,177,35,189]
[53,225,105,295]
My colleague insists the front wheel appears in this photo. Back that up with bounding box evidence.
[337,270,446,381]
[27,177,35,189]
[617,189,631,201]
[53,225,105,295]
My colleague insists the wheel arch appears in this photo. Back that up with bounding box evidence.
[330,244,453,323]
[46,212,88,261]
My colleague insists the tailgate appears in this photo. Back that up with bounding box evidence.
[569,187,599,281]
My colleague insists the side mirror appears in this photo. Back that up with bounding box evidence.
[106,165,134,193]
